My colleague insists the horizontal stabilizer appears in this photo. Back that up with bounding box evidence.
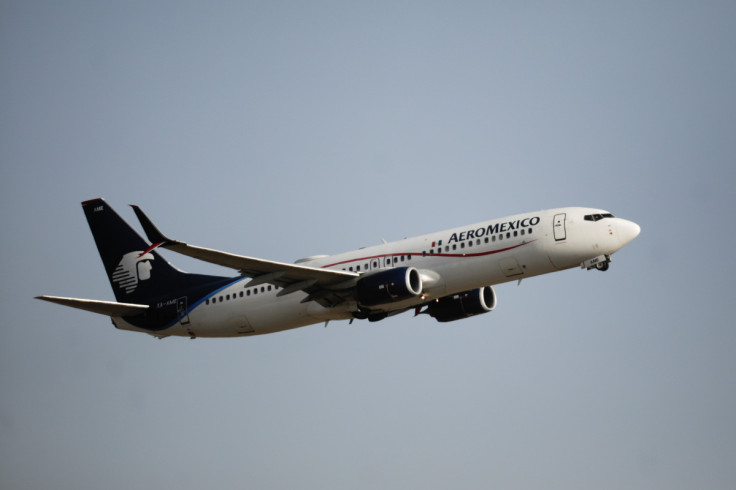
[36,296,149,317]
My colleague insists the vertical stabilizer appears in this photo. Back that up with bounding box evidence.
[82,198,226,304]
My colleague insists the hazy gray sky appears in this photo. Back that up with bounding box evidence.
[2,1,735,488]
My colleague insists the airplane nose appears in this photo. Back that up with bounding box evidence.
[617,219,641,246]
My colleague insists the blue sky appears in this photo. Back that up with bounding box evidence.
[2,2,735,488]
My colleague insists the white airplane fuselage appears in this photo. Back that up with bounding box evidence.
[112,207,640,338]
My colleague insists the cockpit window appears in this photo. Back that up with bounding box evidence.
[584,213,615,222]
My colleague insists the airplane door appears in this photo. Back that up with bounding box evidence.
[176,297,191,325]
[553,213,567,241]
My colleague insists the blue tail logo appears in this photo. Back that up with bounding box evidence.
[112,251,155,294]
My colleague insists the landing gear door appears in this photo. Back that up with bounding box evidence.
[553,213,567,241]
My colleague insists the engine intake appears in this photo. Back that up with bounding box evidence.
[426,286,497,322]
[356,267,422,307]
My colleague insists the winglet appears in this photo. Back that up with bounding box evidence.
[130,205,176,245]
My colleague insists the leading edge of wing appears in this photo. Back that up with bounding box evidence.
[130,204,358,289]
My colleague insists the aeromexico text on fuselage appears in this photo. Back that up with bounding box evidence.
[447,216,541,243]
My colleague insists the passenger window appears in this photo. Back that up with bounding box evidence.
[529,228,533,234]
[521,229,525,235]
[247,290,251,296]
[492,235,496,242]
[219,296,223,301]
[468,241,472,247]
[461,243,465,248]
[206,299,210,305]
[514,231,518,237]
[267,285,272,291]
[499,234,503,241]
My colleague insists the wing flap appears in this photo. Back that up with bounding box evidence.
[36,296,149,317]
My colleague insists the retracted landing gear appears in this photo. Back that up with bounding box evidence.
[581,254,611,272]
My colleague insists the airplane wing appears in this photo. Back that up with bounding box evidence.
[36,296,149,317]
[130,205,359,306]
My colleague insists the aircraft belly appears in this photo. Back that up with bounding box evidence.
[128,294,351,338]
[238,294,347,335]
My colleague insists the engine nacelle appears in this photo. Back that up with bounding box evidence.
[426,286,497,322]
[356,267,423,307]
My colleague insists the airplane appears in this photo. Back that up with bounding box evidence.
[36,199,640,339]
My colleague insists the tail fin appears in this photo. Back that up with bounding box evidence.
[82,198,219,304]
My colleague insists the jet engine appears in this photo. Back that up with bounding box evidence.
[425,286,497,322]
[356,267,422,307]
